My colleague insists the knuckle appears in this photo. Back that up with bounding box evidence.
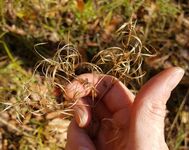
[146,101,166,119]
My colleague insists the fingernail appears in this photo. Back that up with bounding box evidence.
[167,67,184,91]
[79,146,90,150]
[74,107,87,127]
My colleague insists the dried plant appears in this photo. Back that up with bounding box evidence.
[33,22,156,117]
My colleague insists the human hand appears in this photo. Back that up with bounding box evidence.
[65,67,184,150]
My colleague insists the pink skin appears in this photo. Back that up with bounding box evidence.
[65,67,184,150]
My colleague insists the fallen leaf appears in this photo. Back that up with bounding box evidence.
[76,0,85,12]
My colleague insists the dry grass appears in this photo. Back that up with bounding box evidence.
[36,21,154,105]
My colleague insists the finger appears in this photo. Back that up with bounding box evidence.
[74,97,112,127]
[91,98,112,119]
[66,73,134,112]
[74,97,92,127]
[128,67,184,149]
[65,73,99,100]
[96,76,135,113]
[66,73,135,127]
[134,67,184,114]
[66,119,96,150]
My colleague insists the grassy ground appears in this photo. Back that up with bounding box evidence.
[0,0,189,149]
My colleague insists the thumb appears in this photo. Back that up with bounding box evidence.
[128,67,184,150]
[134,67,184,119]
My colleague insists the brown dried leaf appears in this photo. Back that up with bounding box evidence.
[76,0,85,12]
